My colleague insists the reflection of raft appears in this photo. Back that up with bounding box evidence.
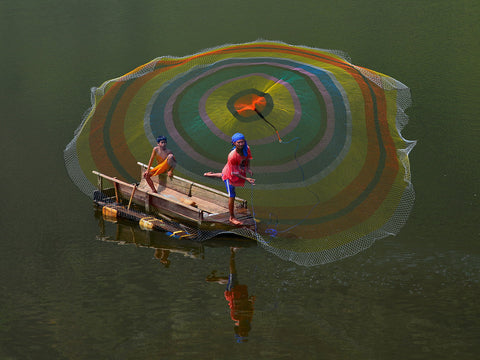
[93,162,256,236]
[95,210,257,259]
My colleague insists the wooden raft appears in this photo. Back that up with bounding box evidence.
[92,162,255,229]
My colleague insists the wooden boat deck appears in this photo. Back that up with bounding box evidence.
[136,179,227,215]
[92,162,256,230]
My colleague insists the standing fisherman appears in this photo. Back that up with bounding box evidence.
[205,133,255,225]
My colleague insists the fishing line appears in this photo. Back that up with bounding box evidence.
[249,109,323,236]
[254,109,282,143]
[275,136,323,234]
[262,133,323,235]
[248,181,258,234]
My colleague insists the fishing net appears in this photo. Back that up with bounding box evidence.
[64,40,416,266]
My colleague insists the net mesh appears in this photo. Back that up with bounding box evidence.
[64,40,416,266]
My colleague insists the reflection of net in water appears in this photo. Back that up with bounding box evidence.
[64,40,416,266]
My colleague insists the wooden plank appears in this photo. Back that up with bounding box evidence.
[145,192,151,213]
[203,212,256,228]
[158,176,193,196]
[189,194,227,214]
[190,183,247,208]
[113,181,120,203]
[96,173,103,191]
[116,182,136,202]
[149,195,201,223]
[119,184,203,223]
[190,183,228,207]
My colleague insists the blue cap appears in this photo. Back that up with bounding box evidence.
[156,136,167,143]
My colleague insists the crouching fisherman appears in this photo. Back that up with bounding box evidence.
[143,136,176,193]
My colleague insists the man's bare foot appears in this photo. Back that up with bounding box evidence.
[204,172,222,178]
[229,217,243,226]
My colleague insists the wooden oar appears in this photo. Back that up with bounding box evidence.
[113,178,119,203]
[127,184,137,210]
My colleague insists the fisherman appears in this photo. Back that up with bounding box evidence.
[143,136,176,193]
[204,133,254,225]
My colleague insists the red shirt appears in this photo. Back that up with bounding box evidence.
[221,147,252,187]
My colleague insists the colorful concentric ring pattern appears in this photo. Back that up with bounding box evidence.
[65,41,415,265]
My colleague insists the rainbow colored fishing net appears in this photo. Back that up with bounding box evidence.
[65,41,416,266]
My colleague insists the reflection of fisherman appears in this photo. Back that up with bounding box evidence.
[143,136,176,193]
[206,248,256,343]
[154,249,171,268]
[204,133,254,225]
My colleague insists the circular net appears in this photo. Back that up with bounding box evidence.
[64,40,416,266]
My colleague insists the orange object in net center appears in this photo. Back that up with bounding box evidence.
[234,94,267,117]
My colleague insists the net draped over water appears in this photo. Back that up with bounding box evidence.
[64,40,416,266]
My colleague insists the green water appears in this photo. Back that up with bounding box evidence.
[1,0,479,359]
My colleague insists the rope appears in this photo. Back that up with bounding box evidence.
[255,109,282,143]
[256,135,323,236]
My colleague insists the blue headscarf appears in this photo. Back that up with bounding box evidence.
[156,136,167,143]
[231,133,248,157]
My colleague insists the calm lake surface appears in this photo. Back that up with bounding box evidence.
[1,1,479,359]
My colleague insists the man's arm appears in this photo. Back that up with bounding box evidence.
[231,171,255,185]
